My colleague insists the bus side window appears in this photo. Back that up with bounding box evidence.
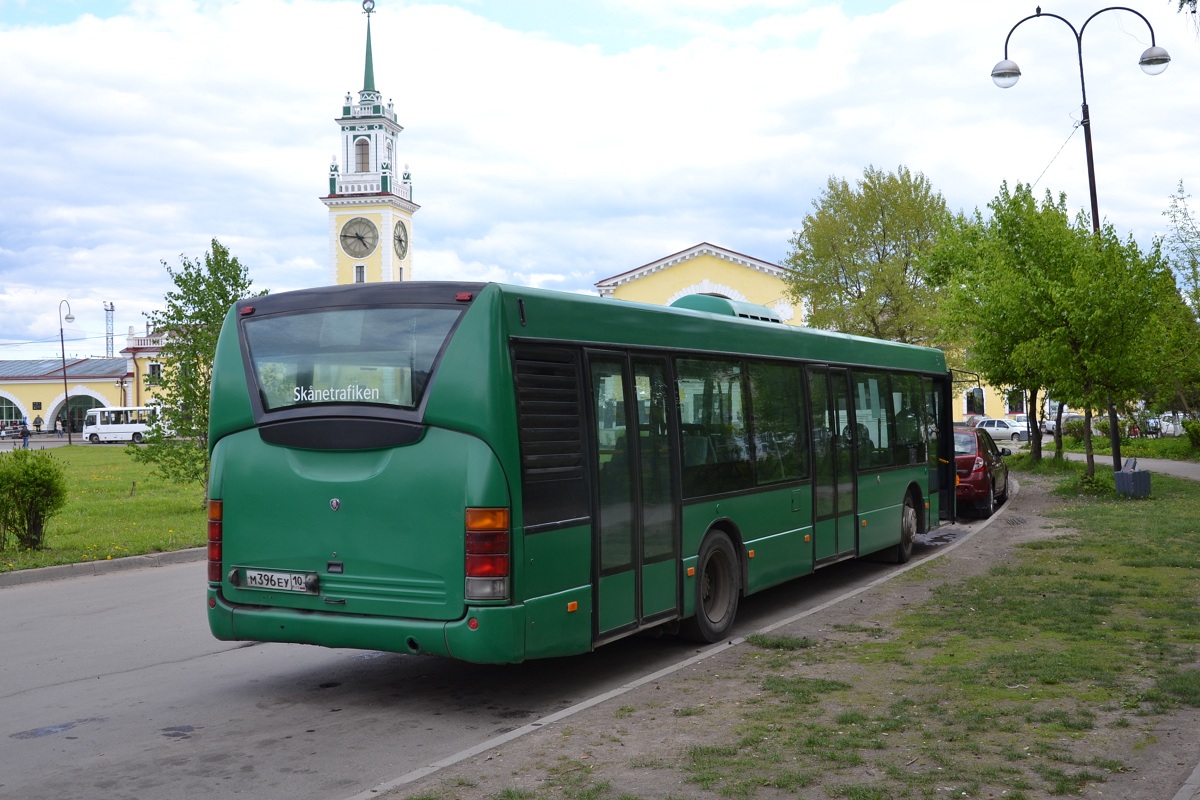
[747,360,809,485]
[852,370,896,469]
[676,358,751,496]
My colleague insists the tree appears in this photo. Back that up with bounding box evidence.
[1164,181,1200,317]
[783,165,950,344]
[127,239,265,496]
[928,184,1076,462]
[928,182,1179,478]
[1155,182,1200,417]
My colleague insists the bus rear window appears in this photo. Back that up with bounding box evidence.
[242,306,462,411]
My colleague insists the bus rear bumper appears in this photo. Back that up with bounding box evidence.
[207,588,528,664]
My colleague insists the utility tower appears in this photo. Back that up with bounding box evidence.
[104,301,114,358]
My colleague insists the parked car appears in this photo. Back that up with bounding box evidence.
[976,418,1029,442]
[954,426,1010,518]
[963,414,991,427]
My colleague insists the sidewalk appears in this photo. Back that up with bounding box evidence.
[0,547,204,589]
[1059,451,1200,481]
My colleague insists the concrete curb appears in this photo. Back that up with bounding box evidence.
[0,547,206,589]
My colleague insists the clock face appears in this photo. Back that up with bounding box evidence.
[340,217,379,258]
[393,220,409,259]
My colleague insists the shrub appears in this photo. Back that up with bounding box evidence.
[1184,420,1200,450]
[0,449,69,550]
[1062,419,1090,440]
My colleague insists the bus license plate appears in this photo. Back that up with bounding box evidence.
[243,569,309,592]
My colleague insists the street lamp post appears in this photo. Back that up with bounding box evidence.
[991,6,1169,477]
[59,300,76,445]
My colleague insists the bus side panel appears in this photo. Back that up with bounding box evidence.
[855,467,922,555]
[520,523,594,659]
[422,287,521,486]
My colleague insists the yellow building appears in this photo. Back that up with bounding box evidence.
[322,2,418,285]
[0,327,167,437]
[595,242,800,325]
[118,327,167,409]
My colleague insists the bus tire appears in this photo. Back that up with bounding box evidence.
[892,493,918,564]
[681,531,740,643]
[132,432,143,444]
[89,434,100,444]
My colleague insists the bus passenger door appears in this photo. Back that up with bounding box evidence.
[808,367,856,563]
[589,355,679,641]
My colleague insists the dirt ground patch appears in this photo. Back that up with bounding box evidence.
[391,476,1200,800]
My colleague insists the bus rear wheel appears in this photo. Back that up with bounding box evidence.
[892,493,918,564]
[132,432,143,444]
[681,531,740,643]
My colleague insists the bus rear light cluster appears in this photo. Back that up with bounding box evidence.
[207,499,223,583]
[465,507,510,601]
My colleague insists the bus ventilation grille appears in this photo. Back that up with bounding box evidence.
[514,350,585,481]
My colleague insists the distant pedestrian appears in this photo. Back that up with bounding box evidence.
[33,415,43,433]
[55,419,63,438]
[20,423,30,449]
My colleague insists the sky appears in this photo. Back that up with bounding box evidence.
[1,0,1197,360]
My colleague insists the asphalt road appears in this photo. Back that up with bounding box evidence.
[0,518,980,800]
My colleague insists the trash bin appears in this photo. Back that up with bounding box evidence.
[1114,457,1151,498]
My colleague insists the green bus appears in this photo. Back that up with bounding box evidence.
[206,282,955,663]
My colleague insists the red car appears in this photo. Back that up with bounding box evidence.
[954,427,1011,518]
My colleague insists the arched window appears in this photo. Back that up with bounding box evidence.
[355,138,370,173]
[0,396,21,425]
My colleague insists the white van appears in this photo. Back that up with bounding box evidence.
[82,406,154,444]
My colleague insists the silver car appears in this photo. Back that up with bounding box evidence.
[977,418,1029,442]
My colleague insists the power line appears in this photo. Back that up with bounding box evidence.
[1029,119,1082,192]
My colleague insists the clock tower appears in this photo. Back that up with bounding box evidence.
[322,0,419,285]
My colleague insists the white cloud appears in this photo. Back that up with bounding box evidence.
[1,0,1197,357]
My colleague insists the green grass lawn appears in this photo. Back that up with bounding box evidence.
[1,445,205,572]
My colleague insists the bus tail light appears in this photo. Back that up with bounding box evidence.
[465,507,509,601]
[207,499,223,583]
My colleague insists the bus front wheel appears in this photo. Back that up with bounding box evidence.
[89,434,100,444]
[681,531,740,643]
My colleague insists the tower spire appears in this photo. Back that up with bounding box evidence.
[362,1,376,93]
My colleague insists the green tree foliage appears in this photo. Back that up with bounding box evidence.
[127,239,265,497]
[1155,183,1200,419]
[928,183,1180,478]
[1164,182,1200,317]
[783,165,950,344]
[0,449,68,550]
